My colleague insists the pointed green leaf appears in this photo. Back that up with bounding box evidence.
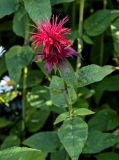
[54,112,69,125]
[23,132,60,152]
[88,108,119,131]
[76,64,115,87]
[84,9,119,36]
[74,108,94,116]
[83,130,119,153]
[1,135,20,149]
[58,117,88,160]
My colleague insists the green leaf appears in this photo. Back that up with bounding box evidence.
[94,75,119,104]
[0,57,7,76]
[0,147,47,160]
[50,76,67,107]
[111,17,119,57]
[83,35,94,44]
[26,109,50,132]
[50,149,66,160]
[88,108,119,131]
[74,99,89,109]
[84,9,119,36]
[13,6,26,37]
[27,86,50,108]
[20,70,43,88]
[36,60,48,76]
[1,135,20,149]
[0,0,19,18]
[23,0,51,23]
[66,29,79,43]
[74,108,94,116]
[51,0,74,5]
[83,130,119,154]
[59,60,78,89]
[96,152,119,160]
[54,108,94,125]
[54,112,69,125]
[103,75,119,91]
[5,45,33,85]
[58,117,88,160]
[0,118,12,128]
[23,132,60,152]
[76,64,115,87]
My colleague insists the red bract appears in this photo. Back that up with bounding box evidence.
[31,15,79,73]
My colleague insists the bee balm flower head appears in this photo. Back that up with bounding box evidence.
[31,16,79,73]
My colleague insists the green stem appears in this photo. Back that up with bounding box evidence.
[103,0,107,9]
[99,34,104,65]
[22,67,28,134]
[78,0,85,37]
[67,93,73,117]
[72,1,76,29]
[58,69,73,117]
[22,14,29,138]
[99,0,107,65]
[77,0,85,70]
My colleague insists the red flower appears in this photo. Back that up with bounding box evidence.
[31,15,79,73]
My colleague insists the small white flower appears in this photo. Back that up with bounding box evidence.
[0,76,13,93]
[0,76,19,94]
[0,46,6,57]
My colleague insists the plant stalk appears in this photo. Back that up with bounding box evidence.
[21,13,29,138]
[77,0,85,71]
[99,0,107,65]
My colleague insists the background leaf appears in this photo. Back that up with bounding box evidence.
[83,130,119,154]
[23,0,51,23]
[13,6,26,37]
[96,152,119,160]
[76,64,115,87]
[5,45,33,85]
[23,132,60,152]
[84,10,119,36]
[0,0,19,18]
[0,147,47,160]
